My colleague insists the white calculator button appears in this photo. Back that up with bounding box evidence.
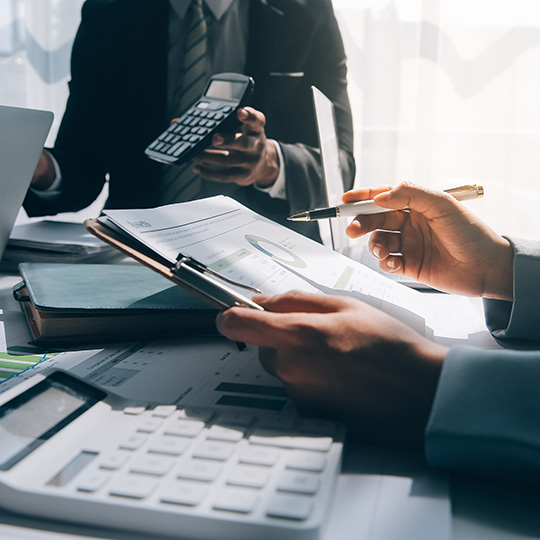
[277,472,320,495]
[207,425,244,442]
[226,466,270,489]
[77,471,110,493]
[193,441,235,462]
[100,452,130,471]
[123,406,146,415]
[130,455,175,476]
[250,430,333,452]
[216,412,254,427]
[152,405,177,418]
[177,460,223,482]
[266,494,313,521]
[285,451,326,473]
[147,436,190,456]
[212,489,259,514]
[119,434,148,451]
[160,481,208,506]
[238,446,280,467]
[137,418,164,433]
[109,475,158,499]
[164,419,205,438]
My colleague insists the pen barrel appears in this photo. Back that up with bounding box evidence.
[338,200,393,218]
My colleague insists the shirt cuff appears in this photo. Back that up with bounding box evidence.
[253,140,286,199]
[29,150,63,200]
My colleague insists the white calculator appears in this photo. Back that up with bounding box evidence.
[0,370,344,539]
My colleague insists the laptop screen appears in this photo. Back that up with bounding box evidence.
[0,105,53,260]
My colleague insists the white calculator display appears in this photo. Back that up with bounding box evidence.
[0,370,343,540]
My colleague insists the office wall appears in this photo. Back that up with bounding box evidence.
[334,0,540,238]
[1,0,540,238]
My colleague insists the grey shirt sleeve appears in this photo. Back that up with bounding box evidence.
[425,237,540,479]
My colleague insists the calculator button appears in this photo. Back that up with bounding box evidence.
[193,441,235,461]
[207,425,244,443]
[147,436,190,456]
[221,106,233,113]
[154,142,165,151]
[195,127,209,136]
[137,418,163,433]
[177,460,223,482]
[213,112,225,121]
[277,472,320,495]
[160,481,208,506]
[226,466,270,489]
[164,133,174,143]
[188,135,201,143]
[123,406,146,415]
[152,406,177,418]
[119,434,148,451]
[130,455,174,476]
[164,419,205,438]
[266,494,313,521]
[238,446,279,467]
[167,141,183,155]
[77,471,110,493]
[249,430,333,452]
[212,488,259,514]
[173,143,190,157]
[109,475,157,499]
[286,451,326,473]
[100,452,130,471]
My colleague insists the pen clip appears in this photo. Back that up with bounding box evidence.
[173,256,262,295]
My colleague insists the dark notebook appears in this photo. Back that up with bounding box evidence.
[14,263,218,345]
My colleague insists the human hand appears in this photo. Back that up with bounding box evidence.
[31,150,56,190]
[192,107,279,188]
[216,291,447,446]
[344,183,514,300]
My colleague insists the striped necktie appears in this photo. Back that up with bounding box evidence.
[159,0,208,204]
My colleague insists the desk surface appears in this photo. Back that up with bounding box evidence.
[1,270,539,540]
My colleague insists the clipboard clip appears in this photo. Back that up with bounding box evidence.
[173,256,262,295]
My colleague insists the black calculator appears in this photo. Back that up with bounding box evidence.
[145,72,254,166]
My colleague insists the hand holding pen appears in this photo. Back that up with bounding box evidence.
[314,183,513,299]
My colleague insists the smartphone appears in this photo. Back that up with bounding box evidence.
[145,72,255,166]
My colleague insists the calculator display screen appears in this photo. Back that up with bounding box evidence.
[205,80,245,101]
[0,372,106,471]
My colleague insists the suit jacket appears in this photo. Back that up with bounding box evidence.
[426,237,540,479]
[23,0,355,241]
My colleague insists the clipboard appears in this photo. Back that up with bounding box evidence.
[84,218,263,311]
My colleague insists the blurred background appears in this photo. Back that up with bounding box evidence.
[1,0,539,238]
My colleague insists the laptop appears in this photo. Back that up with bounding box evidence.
[312,86,349,253]
[0,105,53,260]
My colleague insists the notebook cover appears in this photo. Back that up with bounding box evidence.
[17,262,218,313]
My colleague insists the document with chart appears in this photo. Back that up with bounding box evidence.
[93,195,427,334]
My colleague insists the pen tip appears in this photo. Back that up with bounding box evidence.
[288,212,308,222]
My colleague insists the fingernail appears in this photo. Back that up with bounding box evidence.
[372,245,381,259]
[238,108,248,120]
[214,135,224,145]
[386,258,402,272]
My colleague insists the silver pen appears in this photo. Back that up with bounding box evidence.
[288,184,484,222]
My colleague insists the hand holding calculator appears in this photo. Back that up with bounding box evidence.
[145,73,254,166]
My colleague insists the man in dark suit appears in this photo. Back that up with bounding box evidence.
[26,0,355,241]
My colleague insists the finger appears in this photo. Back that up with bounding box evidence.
[374,181,458,217]
[214,132,260,153]
[253,290,353,314]
[237,107,266,134]
[380,254,404,274]
[342,185,393,204]
[369,230,402,260]
[216,306,306,347]
[345,209,409,238]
